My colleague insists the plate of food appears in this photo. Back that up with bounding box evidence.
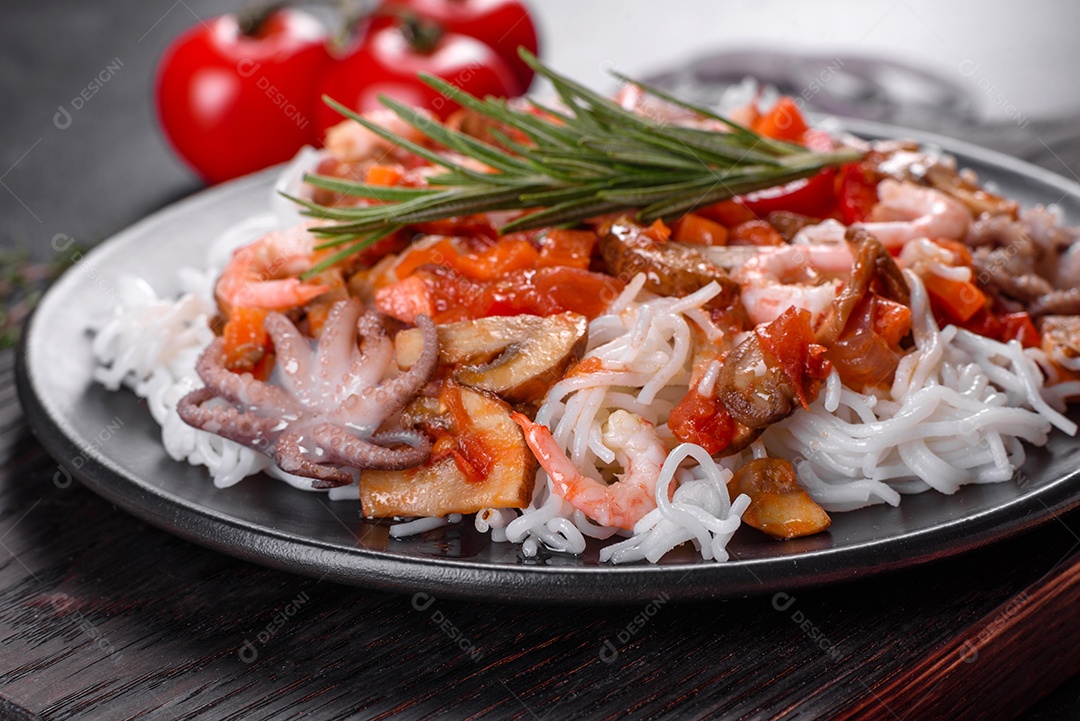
[16,55,1080,603]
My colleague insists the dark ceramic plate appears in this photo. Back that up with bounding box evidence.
[16,120,1080,604]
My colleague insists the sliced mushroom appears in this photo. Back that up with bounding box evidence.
[395,312,588,403]
[728,458,831,539]
[601,217,742,311]
[715,333,799,430]
[361,384,537,517]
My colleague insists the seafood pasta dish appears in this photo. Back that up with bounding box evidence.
[90,56,1080,564]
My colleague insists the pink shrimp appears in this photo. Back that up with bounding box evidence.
[856,179,970,248]
[323,108,432,164]
[513,410,668,530]
[216,225,329,312]
[733,244,853,326]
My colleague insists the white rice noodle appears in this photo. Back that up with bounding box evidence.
[1028,348,1080,410]
[762,270,1070,512]
[90,271,273,489]
[599,444,750,564]
[498,277,748,563]
[389,513,463,539]
[474,508,517,543]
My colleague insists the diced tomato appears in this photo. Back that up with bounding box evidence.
[364,164,404,186]
[537,228,597,269]
[249,351,276,382]
[375,273,442,323]
[640,219,671,243]
[412,215,500,241]
[221,307,270,375]
[873,297,912,347]
[959,309,1039,348]
[453,238,540,280]
[671,213,729,246]
[1000,312,1040,348]
[697,199,757,227]
[377,266,623,324]
[752,97,809,142]
[393,238,460,279]
[437,382,496,484]
[393,237,539,282]
[668,388,736,454]
[740,168,837,217]
[755,306,830,409]
[958,307,1001,342]
[836,162,879,224]
[729,219,785,247]
[923,272,987,323]
[353,230,410,268]
[482,267,624,319]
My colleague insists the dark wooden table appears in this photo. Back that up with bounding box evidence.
[7,2,1080,719]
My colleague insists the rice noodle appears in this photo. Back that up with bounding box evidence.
[599,444,750,564]
[762,270,1059,512]
[503,276,749,562]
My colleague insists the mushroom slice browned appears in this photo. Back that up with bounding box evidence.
[395,312,588,404]
[728,458,831,539]
[600,217,742,312]
[361,384,537,518]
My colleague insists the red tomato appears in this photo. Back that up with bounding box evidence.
[313,21,522,137]
[373,0,539,90]
[155,10,331,184]
[668,389,736,455]
[836,162,879,224]
[740,168,837,217]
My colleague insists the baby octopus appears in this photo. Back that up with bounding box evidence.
[178,298,439,488]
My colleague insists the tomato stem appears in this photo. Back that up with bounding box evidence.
[236,2,285,37]
[398,12,443,54]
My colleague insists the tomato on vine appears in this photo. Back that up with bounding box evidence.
[155,8,331,183]
[312,15,522,137]
[372,0,540,90]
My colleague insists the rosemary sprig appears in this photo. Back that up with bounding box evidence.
[295,50,862,276]
[0,241,85,350]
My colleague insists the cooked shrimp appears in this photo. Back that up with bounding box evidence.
[856,179,970,248]
[513,410,667,530]
[324,108,432,164]
[216,225,329,313]
[733,243,853,325]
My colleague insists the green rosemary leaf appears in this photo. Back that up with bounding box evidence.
[304,228,402,278]
[302,175,437,201]
[301,51,865,262]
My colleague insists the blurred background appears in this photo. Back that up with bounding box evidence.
[2,0,1079,322]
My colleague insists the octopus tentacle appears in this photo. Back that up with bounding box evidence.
[177,387,278,448]
[314,299,362,401]
[196,338,301,413]
[338,314,439,425]
[351,311,394,390]
[273,430,353,488]
[180,303,438,491]
[264,312,315,401]
[310,424,432,471]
